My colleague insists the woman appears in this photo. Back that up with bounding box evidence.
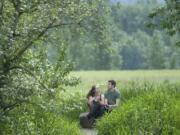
[86,85,107,119]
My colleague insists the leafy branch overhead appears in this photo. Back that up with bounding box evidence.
[148,0,180,46]
[1,0,94,61]
[0,0,99,116]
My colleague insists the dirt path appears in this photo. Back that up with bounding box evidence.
[80,128,97,135]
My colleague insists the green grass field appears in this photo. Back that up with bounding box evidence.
[69,70,180,93]
[69,70,180,134]
[58,70,180,134]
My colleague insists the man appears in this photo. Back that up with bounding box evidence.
[104,80,120,110]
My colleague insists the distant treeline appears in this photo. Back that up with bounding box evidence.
[48,0,180,70]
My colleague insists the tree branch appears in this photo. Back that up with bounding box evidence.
[0,0,4,15]
[9,66,49,91]
[11,0,49,16]
[6,0,22,48]
[0,0,5,26]
[11,19,56,62]
[11,19,82,63]
[8,0,83,63]
[48,22,77,29]
[1,98,29,115]
[2,102,19,111]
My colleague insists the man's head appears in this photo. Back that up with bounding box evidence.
[108,80,116,90]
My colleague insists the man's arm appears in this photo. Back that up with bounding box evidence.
[109,99,120,108]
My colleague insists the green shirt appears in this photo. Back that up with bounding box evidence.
[104,89,120,105]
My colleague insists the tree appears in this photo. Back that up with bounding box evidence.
[0,0,99,133]
[120,31,148,69]
[84,0,113,70]
[148,0,180,46]
[147,31,166,69]
[40,0,180,71]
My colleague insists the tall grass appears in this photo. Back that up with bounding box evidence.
[97,82,180,135]
[57,70,180,134]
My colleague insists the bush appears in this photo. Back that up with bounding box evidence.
[120,80,180,102]
[0,89,87,134]
[56,91,88,121]
[120,81,155,102]
[97,83,180,135]
[0,102,82,135]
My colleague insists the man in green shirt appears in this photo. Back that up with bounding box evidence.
[104,80,120,110]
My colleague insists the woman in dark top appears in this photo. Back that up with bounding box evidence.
[86,85,107,119]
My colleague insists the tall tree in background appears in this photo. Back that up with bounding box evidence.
[87,0,113,70]
[30,0,180,71]
[147,31,166,69]
[63,0,180,70]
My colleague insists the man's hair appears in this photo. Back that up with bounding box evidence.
[108,80,116,87]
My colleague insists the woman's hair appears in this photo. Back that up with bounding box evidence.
[86,85,96,98]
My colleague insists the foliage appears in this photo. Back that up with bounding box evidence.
[56,91,87,121]
[97,82,180,135]
[0,102,82,135]
[148,0,180,46]
[0,0,102,134]
[59,1,180,70]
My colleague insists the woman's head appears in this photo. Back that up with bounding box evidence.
[87,85,100,98]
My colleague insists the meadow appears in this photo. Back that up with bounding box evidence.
[2,70,179,135]
[69,70,180,93]
[61,70,180,134]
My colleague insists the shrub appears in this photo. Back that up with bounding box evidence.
[120,81,155,102]
[56,91,88,121]
[97,83,180,135]
[0,102,82,135]
[120,81,180,102]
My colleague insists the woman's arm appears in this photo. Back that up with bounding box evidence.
[99,94,107,106]
[88,96,95,107]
